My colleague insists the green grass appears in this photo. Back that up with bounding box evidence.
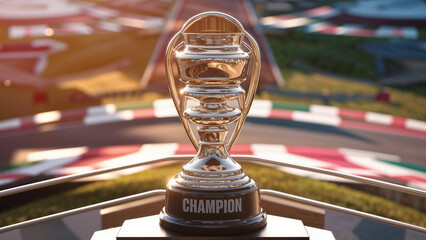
[1,163,424,228]
[418,28,426,38]
[0,161,41,172]
[0,31,160,121]
[265,30,426,121]
[260,69,426,121]
[267,30,381,80]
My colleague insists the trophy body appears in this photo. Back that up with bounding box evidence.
[160,11,266,234]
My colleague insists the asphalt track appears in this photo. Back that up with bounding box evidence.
[0,117,424,167]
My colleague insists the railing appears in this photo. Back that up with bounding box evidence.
[0,155,425,234]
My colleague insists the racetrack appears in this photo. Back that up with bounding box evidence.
[1,117,424,167]
[140,0,284,91]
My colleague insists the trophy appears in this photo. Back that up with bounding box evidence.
[160,11,266,234]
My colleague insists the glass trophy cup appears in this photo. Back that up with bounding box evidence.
[160,11,267,234]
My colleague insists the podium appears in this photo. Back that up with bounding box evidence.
[91,215,335,240]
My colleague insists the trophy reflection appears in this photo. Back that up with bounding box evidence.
[160,11,266,234]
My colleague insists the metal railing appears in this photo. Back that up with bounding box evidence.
[0,155,425,234]
[0,190,166,234]
[260,189,426,233]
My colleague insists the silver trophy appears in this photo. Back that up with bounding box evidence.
[160,11,266,234]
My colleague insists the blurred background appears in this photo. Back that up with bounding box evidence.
[0,0,168,118]
[0,0,425,238]
[1,0,425,120]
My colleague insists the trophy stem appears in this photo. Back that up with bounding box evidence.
[160,123,266,234]
[198,125,227,144]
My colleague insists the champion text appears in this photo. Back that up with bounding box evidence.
[182,198,242,214]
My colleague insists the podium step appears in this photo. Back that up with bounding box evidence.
[92,215,335,240]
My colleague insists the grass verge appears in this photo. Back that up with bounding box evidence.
[1,163,424,228]
[267,30,380,80]
[265,30,426,121]
[260,69,426,121]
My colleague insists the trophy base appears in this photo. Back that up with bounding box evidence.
[159,208,267,235]
[160,172,267,235]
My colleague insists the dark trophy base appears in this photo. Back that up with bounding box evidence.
[160,208,267,235]
[159,173,267,235]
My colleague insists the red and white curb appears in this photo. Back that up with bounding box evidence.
[0,39,67,78]
[1,143,424,190]
[6,1,166,39]
[262,6,340,23]
[304,22,417,39]
[0,104,118,132]
[1,99,425,138]
[261,6,418,39]
[308,104,426,132]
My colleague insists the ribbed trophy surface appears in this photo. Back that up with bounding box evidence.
[160,11,266,235]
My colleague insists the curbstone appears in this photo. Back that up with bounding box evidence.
[0,99,425,137]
